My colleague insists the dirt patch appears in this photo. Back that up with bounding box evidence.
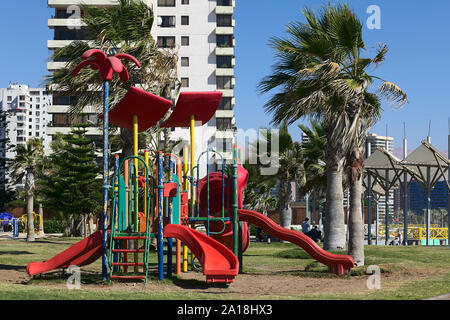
[5,262,446,299]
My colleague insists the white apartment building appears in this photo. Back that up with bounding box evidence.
[366,133,394,155]
[47,0,236,169]
[0,83,52,189]
[365,133,395,219]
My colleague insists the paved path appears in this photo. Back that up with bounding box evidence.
[425,293,450,300]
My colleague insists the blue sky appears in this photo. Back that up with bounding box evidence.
[1,1,449,153]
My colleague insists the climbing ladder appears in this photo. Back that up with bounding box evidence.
[108,155,154,284]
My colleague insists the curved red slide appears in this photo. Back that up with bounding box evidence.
[238,209,354,276]
[26,230,102,277]
[164,224,238,283]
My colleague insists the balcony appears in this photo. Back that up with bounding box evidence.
[215,6,234,15]
[215,68,234,76]
[215,47,234,56]
[48,0,118,7]
[47,61,68,71]
[48,39,94,49]
[48,18,85,28]
[217,89,234,97]
[216,26,234,35]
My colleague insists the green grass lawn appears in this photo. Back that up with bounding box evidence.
[0,237,449,300]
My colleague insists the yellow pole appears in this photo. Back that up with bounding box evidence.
[183,145,189,272]
[133,115,139,273]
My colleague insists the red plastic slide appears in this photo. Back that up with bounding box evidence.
[26,230,103,277]
[237,209,354,276]
[164,224,238,283]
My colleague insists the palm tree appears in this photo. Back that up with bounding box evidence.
[298,120,326,196]
[247,122,305,230]
[46,0,179,159]
[258,4,407,252]
[10,138,44,242]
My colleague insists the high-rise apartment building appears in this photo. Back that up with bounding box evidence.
[0,83,52,189]
[47,0,236,166]
[366,133,394,154]
[365,133,395,219]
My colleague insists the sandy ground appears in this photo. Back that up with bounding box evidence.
[1,258,448,299]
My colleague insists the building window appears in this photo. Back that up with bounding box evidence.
[7,96,12,102]
[54,26,93,41]
[216,117,232,131]
[157,36,176,48]
[36,111,40,116]
[216,138,233,153]
[181,57,189,67]
[181,16,189,25]
[158,16,176,28]
[181,0,189,4]
[217,76,233,89]
[217,15,232,27]
[181,36,190,46]
[157,0,175,6]
[217,35,233,47]
[181,78,189,88]
[217,0,232,5]
[36,105,40,109]
[35,132,40,137]
[19,96,25,101]
[216,56,233,68]
[218,97,232,110]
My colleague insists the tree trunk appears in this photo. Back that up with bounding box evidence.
[38,203,44,236]
[279,178,292,230]
[348,175,364,265]
[323,161,346,251]
[120,128,134,159]
[26,194,35,242]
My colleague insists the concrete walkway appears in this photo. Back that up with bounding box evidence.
[425,293,450,300]
[0,232,63,240]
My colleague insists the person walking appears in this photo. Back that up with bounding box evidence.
[301,217,310,234]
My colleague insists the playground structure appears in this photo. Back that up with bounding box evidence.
[0,212,35,239]
[26,49,355,284]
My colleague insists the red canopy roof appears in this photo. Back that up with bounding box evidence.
[161,91,223,128]
[108,87,173,132]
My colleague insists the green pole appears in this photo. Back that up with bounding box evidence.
[232,145,238,257]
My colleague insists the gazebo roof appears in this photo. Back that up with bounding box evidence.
[400,140,450,188]
[109,87,173,132]
[364,148,404,190]
[161,91,223,128]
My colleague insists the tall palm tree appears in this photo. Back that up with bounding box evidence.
[258,4,406,251]
[46,0,179,159]
[10,138,44,242]
[298,120,326,196]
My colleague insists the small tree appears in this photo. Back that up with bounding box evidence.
[0,110,15,211]
[39,124,102,236]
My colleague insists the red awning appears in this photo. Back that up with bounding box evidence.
[108,87,173,132]
[161,91,223,128]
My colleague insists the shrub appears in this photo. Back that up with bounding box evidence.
[44,219,64,233]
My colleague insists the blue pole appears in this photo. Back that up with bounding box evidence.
[157,151,164,280]
[167,157,174,277]
[101,81,109,281]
